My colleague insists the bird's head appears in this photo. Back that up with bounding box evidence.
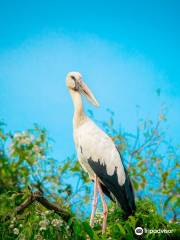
[66,71,99,107]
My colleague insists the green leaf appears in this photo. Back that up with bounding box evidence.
[132,179,139,191]
[137,160,145,167]
[117,223,126,235]
[82,222,98,239]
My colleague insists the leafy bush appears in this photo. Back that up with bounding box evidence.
[0,110,179,239]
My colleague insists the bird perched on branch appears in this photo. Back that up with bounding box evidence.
[66,72,136,234]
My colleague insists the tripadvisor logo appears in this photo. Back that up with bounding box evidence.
[135,227,143,235]
[135,227,175,235]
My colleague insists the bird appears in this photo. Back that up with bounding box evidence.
[66,71,136,234]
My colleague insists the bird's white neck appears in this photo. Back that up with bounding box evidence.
[69,89,87,128]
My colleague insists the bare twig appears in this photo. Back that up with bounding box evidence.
[131,121,160,156]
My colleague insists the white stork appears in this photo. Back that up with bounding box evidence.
[66,72,136,234]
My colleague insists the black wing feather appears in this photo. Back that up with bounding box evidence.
[88,157,136,217]
[100,183,115,202]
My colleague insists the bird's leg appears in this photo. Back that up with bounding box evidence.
[97,181,108,234]
[90,175,98,228]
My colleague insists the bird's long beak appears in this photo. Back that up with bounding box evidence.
[79,81,99,107]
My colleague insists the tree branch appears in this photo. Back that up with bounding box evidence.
[16,190,71,223]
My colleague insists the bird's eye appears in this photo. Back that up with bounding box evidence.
[71,76,76,81]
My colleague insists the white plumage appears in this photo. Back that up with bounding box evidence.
[74,116,126,185]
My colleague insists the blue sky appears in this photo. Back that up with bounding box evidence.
[0,0,179,161]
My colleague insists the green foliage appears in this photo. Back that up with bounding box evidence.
[92,199,178,240]
[0,108,179,240]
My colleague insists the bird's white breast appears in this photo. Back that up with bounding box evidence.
[74,117,126,185]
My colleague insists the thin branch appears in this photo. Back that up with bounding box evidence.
[131,121,160,156]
